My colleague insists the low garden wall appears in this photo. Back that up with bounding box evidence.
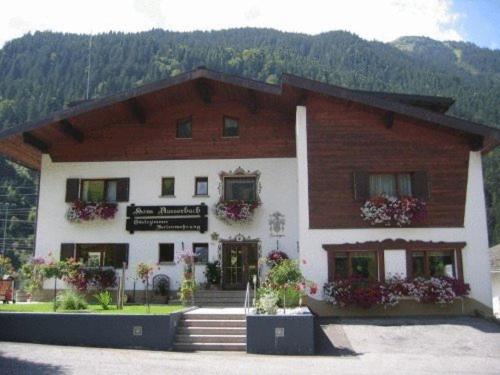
[246,311,315,355]
[306,296,493,317]
[0,310,185,350]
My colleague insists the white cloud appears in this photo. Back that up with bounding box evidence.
[0,0,463,47]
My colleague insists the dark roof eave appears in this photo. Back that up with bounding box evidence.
[282,74,500,140]
[0,67,499,144]
[0,68,281,139]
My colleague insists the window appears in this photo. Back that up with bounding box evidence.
[159,244,175,263]
[369,173,412,198]
[224,177,256,202]
[161,177,175,197]
[409,250,456,278]
[193,243,209,264]
[81,179,120,202]
[223,116,239,137]
[64,244,129,268]
[194,177,208,196]
[332,251,379,280]
[176,118,192,138]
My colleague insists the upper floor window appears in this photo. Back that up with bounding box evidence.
[369,173,412,198]
[223,116,239,137]
[66,178,129,203]
[195,177,208,196]
[81,179,117,202]
[354,171,428,201]
[161,177,175,197]
[224,177,256,202]
[176,117,192,138]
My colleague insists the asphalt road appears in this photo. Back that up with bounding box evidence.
[1,316,499,375]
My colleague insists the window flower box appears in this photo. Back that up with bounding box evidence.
[66,200,118,223]
[323,276,470,309]
[360,195,427,227]
[214,200,261,224]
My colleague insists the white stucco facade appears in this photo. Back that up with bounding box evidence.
[35,155,299,290]
[32,105,493,309]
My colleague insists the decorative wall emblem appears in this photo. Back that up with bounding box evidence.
[268,211,285,237]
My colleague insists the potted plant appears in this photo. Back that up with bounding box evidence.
[204,261,221,289]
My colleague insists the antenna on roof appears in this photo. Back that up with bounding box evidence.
[85,34,93,100]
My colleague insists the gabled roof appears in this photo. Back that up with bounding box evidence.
[0,67,499,169]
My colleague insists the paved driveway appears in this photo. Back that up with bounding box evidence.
[1,316,499,374]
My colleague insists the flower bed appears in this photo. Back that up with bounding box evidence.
[214,200,260,224]
[66,200,118,223]
[266,250,289,268]
[361,195,427,226]
[323,276,470,309]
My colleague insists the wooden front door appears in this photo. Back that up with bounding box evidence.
[222,242,258,290]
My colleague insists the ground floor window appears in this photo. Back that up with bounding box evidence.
[193,243,208,264]
[159,243,175,264]
[60,243,128,268]
[408,249,457,279]
[331,250,380,281]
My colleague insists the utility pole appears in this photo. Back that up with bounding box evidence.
[1,203,11,255]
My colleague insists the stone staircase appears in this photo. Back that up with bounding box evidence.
[193,289,252,307]
[173,309,247,351]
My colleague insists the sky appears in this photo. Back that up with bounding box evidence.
[1,0,499,49]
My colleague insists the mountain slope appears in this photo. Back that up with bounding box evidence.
[0,28,498,250]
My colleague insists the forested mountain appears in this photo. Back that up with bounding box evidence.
[0,28,499,262]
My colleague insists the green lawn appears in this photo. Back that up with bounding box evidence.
[0,303,184,315]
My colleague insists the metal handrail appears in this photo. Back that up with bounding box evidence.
[244,281,250,315]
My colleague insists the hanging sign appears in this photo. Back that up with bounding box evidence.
[126,203,207,234]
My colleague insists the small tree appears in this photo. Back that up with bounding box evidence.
[21,257,46,298]
[0,255,14,277]
[38,256,81,311]
[136,263,155,313]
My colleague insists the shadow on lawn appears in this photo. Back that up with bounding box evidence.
[0,350,66,375]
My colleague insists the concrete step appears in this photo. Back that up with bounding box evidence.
[173,342,246,352]
[194,302,245,306]
[183,313,245,320]
[177,326,246,335]
[194,290,249,295]
[179,319,246,328]
[194,296,246,301]
[176,334,246,343]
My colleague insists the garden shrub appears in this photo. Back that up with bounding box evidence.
[94,290,113,310]
[56,290,88,310]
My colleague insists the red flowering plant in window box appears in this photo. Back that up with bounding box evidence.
[214,200,261,224]
[66,200,118,223]
[324,275,469,309]
[360,195,427,227]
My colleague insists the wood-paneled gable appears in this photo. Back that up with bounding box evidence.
[307,93,471,228]
[30,81,296,162]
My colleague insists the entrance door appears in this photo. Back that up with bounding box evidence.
[222,242,258,290]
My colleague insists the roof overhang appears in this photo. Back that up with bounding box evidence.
[0,67,499,170]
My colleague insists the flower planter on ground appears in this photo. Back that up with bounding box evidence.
[246,307,315,355]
